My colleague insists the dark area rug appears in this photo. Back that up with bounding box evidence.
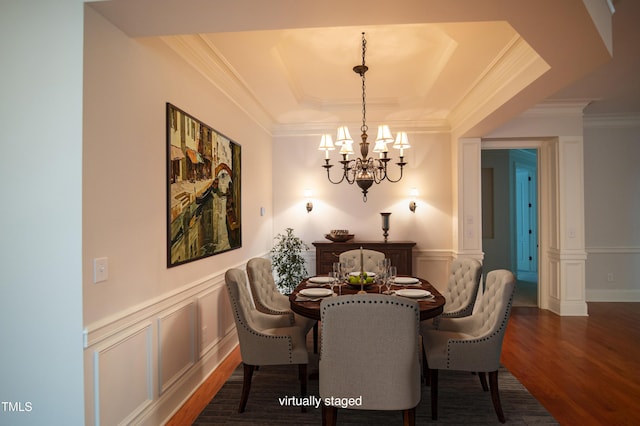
[194,351,557,425]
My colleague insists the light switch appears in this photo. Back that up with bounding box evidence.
[93,257,108,283]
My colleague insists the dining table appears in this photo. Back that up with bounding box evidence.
[289,275,445,322]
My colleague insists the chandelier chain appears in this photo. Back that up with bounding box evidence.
[360,34,367,134]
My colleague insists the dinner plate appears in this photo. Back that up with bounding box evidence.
[308,276,335,284]
[393,277,420,285]
[349,271,376,277]
[395,289,431,298]
[299,288,333,297]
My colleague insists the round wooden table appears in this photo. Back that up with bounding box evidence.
[289,276,445,321]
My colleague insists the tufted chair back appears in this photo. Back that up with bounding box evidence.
[470,269,516,343]
[224,268,307,366]
[422,269,516,422]
[441,258,482,318]
[319,295,421,424]
[246,257,290,315]
[339,249,385,272]
[425,269,515,372]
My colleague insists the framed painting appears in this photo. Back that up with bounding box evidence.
[166,103,241,267]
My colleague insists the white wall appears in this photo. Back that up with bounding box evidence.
[0,1,85,425]
[83,7,273,424]
[583,118,640,301]
[272,131,455,290]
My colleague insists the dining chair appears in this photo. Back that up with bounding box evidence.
[225,268,309,413]
[422,269,516,423]
[420,258,482,382]
[338,249,385,272]
[319,294,421,426]
[246,257,318,352]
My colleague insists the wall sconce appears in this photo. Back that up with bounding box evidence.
[304,189,313,213]
[409,188,418,213]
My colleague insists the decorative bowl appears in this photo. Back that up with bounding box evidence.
[325,233,354,242]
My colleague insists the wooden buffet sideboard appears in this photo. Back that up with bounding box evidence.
[312,240,416,276]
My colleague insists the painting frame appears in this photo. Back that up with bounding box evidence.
[166,103,242,268]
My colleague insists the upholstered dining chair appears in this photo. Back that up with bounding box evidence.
[246,257,318,351]
[225,268,309,413]
[339,249,385,272]
[422,269,516,423]
[319,294,421,426]
[420,258,482,383]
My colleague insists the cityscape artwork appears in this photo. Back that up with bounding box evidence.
[166,103,241,267]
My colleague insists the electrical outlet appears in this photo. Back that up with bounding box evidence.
[607,273,614,283]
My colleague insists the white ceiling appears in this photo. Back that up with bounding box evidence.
[90,0,638,137]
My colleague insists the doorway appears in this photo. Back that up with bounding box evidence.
[481,149,538,307]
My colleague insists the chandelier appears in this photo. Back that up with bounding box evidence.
[318,32,410,202]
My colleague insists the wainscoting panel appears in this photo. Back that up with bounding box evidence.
[92,322,153,426]
[586,247,640,301]
[84,265,247,426]
[198,285,235,357]
[158,302,196,395]
[414,250,454,293]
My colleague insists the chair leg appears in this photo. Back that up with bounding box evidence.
[430,369,438,420]
[322,403,337,426]
[239,363,255,413]
[403,407,416,426]
[488,370,506,423]
[422,344,430,385]
[478,371,489,391]
[313,322,319,354]
[299,364,308,413]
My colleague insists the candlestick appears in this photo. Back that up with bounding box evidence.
[381,212,391,242]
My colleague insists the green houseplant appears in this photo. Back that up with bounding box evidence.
[270,228,309,294]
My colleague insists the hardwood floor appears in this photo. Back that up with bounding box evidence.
[502,303,640,425]
[166,347,241,426]
[168,302,640,425]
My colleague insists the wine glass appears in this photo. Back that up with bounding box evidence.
[385,266,397,295]
[329,271,337,296]
[376,259,387,294]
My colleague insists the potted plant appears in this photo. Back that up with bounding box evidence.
[270,228,309,294]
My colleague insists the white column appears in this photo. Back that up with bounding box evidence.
[545,136,588,315]
[453,137,484,261]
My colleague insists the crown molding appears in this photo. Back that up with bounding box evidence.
[449,35,550,135]
[271,119,451,138]
[523,100,592,117]
[160,34,275,135]
[583,113,640,128]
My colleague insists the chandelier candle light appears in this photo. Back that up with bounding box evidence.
[318,32,410,202]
